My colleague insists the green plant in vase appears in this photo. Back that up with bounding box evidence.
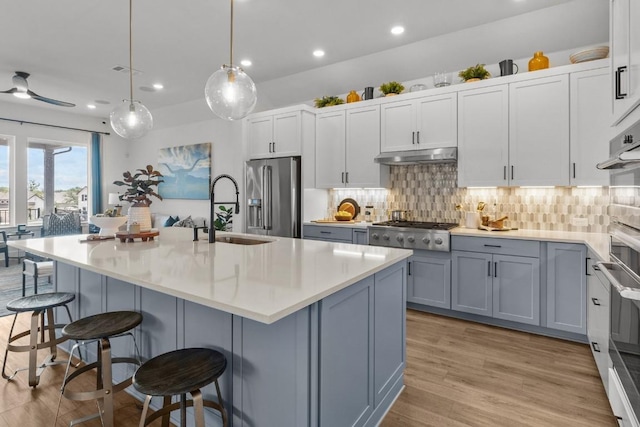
[379,81,405,96]
[214,205,234,231]
[314,96,345,108]
[458,64,491,82]
[113,164,164,207]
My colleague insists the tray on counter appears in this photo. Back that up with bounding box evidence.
[311,219,356,224]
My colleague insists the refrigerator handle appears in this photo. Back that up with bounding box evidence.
[291,157,300,238]
[264,165,272,230]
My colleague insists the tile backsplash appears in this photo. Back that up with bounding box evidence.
[329,163,610,233]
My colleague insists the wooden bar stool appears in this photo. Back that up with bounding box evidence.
[133,348,228,427]
[1,292,76,387]
[56,311,143,427]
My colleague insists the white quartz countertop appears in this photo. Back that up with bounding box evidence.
[451,227,610,261]
[9,228,411,324]
[304,221,371,228]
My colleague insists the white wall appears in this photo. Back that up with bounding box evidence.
[116,99,243,229]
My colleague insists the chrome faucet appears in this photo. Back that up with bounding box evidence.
[209,174,240,243]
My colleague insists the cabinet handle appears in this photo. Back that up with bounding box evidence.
[320,231,331,234]
[345,172,349,184]
[511,165,514,180]
[487,261,491,277]
[593,264,601,272]
[504,166,507,181]
[341,172,345,183]
[412,131,416,144]
[416,131,420,144]
[591,342,601,353]
[586,257,591,276]
[268,142,271,152]
[494,261,497,278]
[272,141,276,152]
[591,297,601,306]
[616,66,628,99]
[484,244,502,248]
[573,162,576,179]
[408,262,412,276]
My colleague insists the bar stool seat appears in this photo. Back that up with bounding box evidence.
[56,311,142,427]
[133,348,228,427]
[2,292,75,387]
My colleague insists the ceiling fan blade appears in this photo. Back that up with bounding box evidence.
[27,90,75,107]
[0,88,17,94]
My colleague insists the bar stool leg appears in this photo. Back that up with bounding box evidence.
[180,393,187,427]
[28,310,39,387]
[139,394,152,427]
[2,313,19,380]
[192,389,205,427]
[46,308,57,361]
[161,396,171,427]
[100,338,114,427]
[215,379,228,427]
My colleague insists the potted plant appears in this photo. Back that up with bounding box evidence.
[379,81,404,96]
[314,96,345,108]
[113,165,164,230]
[214,205,234,231]
[458,64,491,83]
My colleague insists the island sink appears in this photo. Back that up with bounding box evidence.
[214,236,271,245]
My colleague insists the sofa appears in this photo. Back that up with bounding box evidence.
[151,213,207,229]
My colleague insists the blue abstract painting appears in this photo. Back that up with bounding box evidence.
[157,142,211,200]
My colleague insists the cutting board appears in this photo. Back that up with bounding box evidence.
[478,225,518,232]
[311,219,356,224]
[115,230,160,242]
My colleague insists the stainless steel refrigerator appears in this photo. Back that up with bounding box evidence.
[245,156,301,238]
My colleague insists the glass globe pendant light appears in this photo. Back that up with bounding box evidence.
[204,0,257,121]
[110,0,153,139]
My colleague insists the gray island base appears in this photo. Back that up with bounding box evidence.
[9,230,411,427]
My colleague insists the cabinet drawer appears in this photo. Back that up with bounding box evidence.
[304,225,353,242]
[451,236,540,258]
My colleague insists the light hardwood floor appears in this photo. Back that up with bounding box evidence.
[382,309,617,427]
[0,308,617,426]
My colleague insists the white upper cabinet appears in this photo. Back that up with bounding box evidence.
[316,105,388,189]
[458,85,509,187]
[509,74,570,186]
[246,107,314,159]
[570,67,611,186]
[611,0,640,125]
[380,93,457,153]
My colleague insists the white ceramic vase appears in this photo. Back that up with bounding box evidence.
[128,206,152,231]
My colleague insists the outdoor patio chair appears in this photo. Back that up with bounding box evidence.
[0,231,8,267]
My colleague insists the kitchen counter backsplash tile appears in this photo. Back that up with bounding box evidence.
[325,164,609,232]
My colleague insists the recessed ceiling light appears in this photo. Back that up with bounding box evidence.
[87,104,96,109]
[152,83,164,90]
[313,49,325,58]
[240,59,252,67]
[391,26,405,35]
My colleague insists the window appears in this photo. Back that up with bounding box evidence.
[0,137,9,225]
[27,140,88,223]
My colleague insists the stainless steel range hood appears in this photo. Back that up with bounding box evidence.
[374,147,457,165]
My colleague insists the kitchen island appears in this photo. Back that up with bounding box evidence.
[9,228,411,427]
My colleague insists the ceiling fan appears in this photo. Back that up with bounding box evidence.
[0,71,75,107]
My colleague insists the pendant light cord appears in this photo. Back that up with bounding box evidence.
[229,0,234,66]
[129,0,134,102]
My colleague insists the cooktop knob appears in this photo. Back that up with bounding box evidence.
[371,233,379,240]
[396,235,404,243]
[435,237,443,245]
[422,237,430,245]
[407,236,415,243]
[383,234,390,241]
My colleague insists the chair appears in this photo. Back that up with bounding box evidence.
[22,259,54,296]
[0,231,8,267]
[41,212,82,237]
[133,347,228,427]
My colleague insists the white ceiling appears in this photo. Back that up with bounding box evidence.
[0,0,605,119]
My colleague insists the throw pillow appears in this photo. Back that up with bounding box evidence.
[164,216,180,227]
[47,213,79,236]
[173,215,195,228]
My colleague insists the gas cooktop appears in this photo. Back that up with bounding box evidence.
[372,221,458,230]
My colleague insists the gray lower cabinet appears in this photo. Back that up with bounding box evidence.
[304,224,369,244]
[407,251,452,309]
[319,262,406,427]
[546,242,587,334]
[451,236,541,326]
